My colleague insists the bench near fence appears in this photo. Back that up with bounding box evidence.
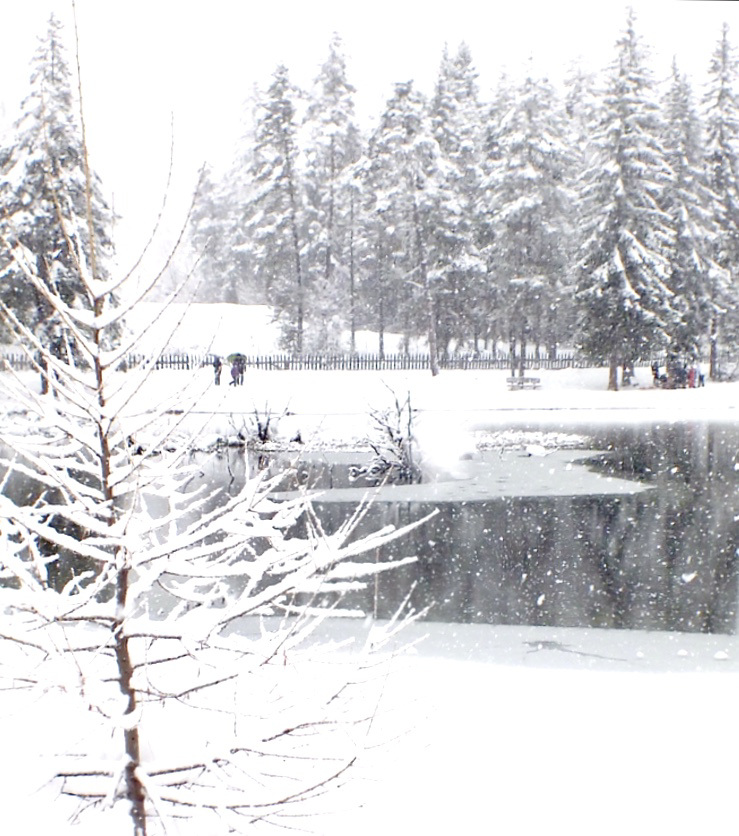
[506,376,541,390]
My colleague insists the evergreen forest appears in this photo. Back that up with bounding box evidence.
[2,10,739,388]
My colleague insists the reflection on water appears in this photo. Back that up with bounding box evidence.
[5,419,736,635]
[0,448,102,592]
[221,421,738,634]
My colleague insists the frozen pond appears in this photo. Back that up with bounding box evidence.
[4,419,736,635]
[205,419,739,634]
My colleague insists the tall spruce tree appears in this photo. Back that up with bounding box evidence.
[662,61,718,362]
[356,149,396,358]
[702,22,739,375]
[0,13,114,376]
[430,44,487,353]
[361,83,419,357]
[479,72,516,354]
[241,65,306,353]
[303,35,363,352]
[363,81,452,373]
[576,10,677,389]
[561,64,601,354]
[188,165,258,304]
[483,68,575,370]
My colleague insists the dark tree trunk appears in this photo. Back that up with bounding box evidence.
[608,354,619,391]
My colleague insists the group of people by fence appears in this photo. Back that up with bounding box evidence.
[651,360,705,389]
[213,355,245,386]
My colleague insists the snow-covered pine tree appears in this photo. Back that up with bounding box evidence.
[576,9,678,390]
[241,65,307,354]
[0,13,114,383]
[430,43,487,354]
[0,31,430,835]
[477,72,517,355]
[662,60,720,362]
[562,62,600,348]
[187,165,258,304]
[483,67,575,371]
[360,83,423,359]
[563,63,601,149]
[302,35,364,352]
[354,149,395,359]
[363,80,458,374]
[702,22,739,375]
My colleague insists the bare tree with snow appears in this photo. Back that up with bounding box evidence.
[0,14,428,835]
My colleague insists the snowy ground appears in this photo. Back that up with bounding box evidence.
[3,304,739,834]
[5,618,739,835]
[120,302,738,448]
[318,622,739,836]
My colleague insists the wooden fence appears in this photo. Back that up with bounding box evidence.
[227,353,595,371]
[5,350,728,373]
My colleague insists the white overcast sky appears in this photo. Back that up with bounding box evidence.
[1,0,737,267]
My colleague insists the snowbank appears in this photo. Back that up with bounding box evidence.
[120,363,738,458]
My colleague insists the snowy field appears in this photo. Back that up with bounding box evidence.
[2,303,739,835]
[122,303,737,453]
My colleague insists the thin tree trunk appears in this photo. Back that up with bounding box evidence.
[378,285,385,361]
[93,293,148,834]
[115,571,148,836]
[519,324,526,377]
[283,141,304,356]
[289,205,303,356]
[35,255,50,394]
[375,232,385,360]
[79,31,149,821]
[411,193,439,376]
[427,292,439,376]
[709,316,718,380]
[608,353,619,391]
[324,139,335,329]
[349,193,356,356]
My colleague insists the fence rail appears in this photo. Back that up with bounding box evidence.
[235,353,596,371]
[3,350,733,374]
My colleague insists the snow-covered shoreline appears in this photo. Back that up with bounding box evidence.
[124,364,738,453]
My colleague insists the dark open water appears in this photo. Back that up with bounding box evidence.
[222,420,739,634]
[4,420,737,634]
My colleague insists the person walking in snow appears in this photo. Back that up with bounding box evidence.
[213,356,222,386]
